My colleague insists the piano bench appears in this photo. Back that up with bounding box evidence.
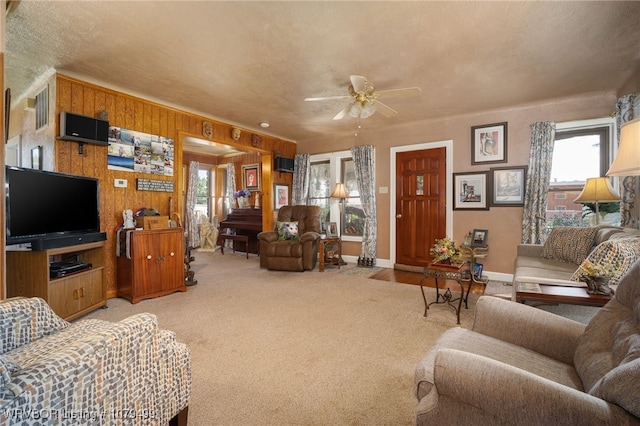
[220,234,250,259]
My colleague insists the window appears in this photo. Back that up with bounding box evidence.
[308,160,330,222]
[309,151,363,241]
[340,159,364,236]
[547,118,616,230]
[195,167,215,223]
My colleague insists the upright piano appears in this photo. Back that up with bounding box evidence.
[218,208,263,254]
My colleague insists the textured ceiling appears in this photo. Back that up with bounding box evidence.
[6,1,640,143]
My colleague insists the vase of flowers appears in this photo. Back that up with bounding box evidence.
[431,237,461,265]
[577,259,618,295]
[234,188,251,208]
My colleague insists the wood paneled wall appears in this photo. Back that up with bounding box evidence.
[55,74,295,298]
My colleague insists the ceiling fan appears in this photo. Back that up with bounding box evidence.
[305,75,422,120]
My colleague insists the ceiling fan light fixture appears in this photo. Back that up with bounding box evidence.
[348,101,376,119]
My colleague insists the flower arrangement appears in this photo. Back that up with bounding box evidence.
[577,260,620,278]
[233,188,250,199]
[431,237,461,264]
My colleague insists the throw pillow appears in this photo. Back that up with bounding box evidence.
[541,226,599,264]
[570,237,640,286]
[276,221,299,241]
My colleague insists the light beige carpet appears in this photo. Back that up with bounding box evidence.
[82,251,483,425]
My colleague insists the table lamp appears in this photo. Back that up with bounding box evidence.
[330,183,349,231]
[607,117,640,176]
[330,182,349,265]
[573,177,620,224]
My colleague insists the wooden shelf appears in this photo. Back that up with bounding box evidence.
[6,241,107,321]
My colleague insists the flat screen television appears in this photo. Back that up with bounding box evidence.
[5,166,106,250]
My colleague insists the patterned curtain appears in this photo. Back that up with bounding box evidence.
[185,161,201,248]
[292,153,310,205]
[615,93,640,228]
[522,122,556,244]
[226,163,236,212]
[351,145,377,264]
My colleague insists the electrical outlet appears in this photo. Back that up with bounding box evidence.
[114,179,128,188]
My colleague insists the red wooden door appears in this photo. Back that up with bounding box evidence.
[396,148,447,266]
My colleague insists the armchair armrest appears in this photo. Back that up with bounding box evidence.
[421,349,631,425]
[0,297,69,354]
[472,296,585,364]
[257,230,278,243]
[300,231,321,243]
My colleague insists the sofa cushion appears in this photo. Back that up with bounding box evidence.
[574,259,640,417]
[570,237,640,287]
[541,226,599,265]
[276,221,299,241]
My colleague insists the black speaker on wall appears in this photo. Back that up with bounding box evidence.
[274,156,295,173]
[59,111,109,146]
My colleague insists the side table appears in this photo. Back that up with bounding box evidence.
[318,237,341,272]
[420,263,472,324]
[460,245,490,299]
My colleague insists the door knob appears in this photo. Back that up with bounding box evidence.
[396,214,402,218]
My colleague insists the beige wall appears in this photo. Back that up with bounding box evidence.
[296,91,618,276]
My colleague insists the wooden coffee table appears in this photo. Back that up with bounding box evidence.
[515,282,611,307]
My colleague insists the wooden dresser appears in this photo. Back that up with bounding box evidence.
[116,228,186,304]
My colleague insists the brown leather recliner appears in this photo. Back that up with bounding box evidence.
[257,205,322,271]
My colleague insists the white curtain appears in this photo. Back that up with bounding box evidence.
[521,122,556,244]
[351,145,377,264]
[185,161,200,248]
[226,163,237,211]
[292,154,310,205]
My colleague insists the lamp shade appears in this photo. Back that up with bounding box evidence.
[607,118,640,176]
[573,177,620,203]
[330,183,349,199]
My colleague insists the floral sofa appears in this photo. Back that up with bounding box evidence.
[512,225,640,298]
[414,257,640,424]
[0,297,191,425]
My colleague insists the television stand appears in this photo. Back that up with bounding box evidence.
[6,240,106,321]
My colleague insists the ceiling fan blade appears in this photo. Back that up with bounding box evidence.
[305,95,351,102]
[350,75,367,93]
[333,103,353,120]
[372,100,397,117]
[376,87,422,98]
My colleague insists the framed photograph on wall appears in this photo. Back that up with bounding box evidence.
[471,122,508,165]
[471,229,488,248]
[453,172,489,210]
[490,166,527,206]
[242,163,261,191]
[274,184,289,210]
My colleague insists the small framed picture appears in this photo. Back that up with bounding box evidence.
[453,172,489,210]
[490,166,527,206]
[31,146,43,170]
[471,122,508,165]
[274,184,289,210]
[323,222,338,238]
[242,163,261,191]
[471,229,488,248]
